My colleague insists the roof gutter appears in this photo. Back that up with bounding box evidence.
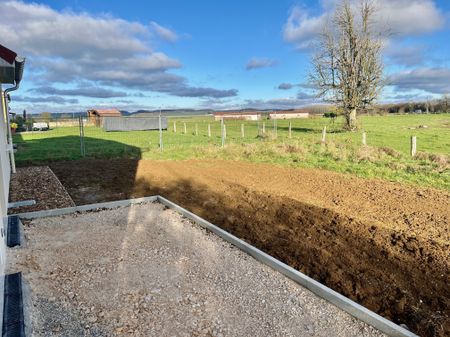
[3,57,26,174]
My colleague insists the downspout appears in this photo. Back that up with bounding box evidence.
[3,57,25,174]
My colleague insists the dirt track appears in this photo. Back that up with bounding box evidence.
[50,159,450,337]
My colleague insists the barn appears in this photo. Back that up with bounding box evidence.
[87,108,122,126]
[213,111,262,121]
[268,110,310,119]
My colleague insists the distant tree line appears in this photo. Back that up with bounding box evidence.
[375,95,450,115]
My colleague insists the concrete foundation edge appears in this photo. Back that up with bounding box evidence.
[14,195,417,337]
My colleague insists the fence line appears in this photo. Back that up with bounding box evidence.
[10,115,429,163]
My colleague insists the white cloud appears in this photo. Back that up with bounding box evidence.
[388,67,450,94]
[151,21,179,42]
[384,44,426,66]
[283,0,445,50]
[0,1,237,100]
[278,83,295,90]
[283,7,327,50]
[246,58,277,70]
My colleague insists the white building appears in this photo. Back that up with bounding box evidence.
[268,110,310,119]
[213,111,262,121]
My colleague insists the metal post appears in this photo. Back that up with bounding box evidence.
[289,122,292,138]
[159,109,163,151]
[262,122,265,134]
[411,135,417,157]
[241,124,245,138]
[78,116,85,157]
[183,122,187,134]
[173,121,176,133]
[221,118,225,147]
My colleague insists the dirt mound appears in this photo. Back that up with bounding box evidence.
[50,159,450,337]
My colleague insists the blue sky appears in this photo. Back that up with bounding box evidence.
[1,0,449,113]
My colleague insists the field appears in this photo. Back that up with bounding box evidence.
[47,159,449,337]
[10,113,450,337]
[14,113,450,190]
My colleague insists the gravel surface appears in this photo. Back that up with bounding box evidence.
[8,202,386,337]
[8,166,75,214]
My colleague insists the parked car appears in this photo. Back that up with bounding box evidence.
[32,122,49,131]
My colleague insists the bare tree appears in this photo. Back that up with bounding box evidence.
[310,0,384,130]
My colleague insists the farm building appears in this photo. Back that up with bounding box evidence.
[87,108,122,119]
[268,110,310,119]
[87,108,122,126]
[213,111,262,121]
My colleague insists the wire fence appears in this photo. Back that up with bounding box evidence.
[11,113,435,165]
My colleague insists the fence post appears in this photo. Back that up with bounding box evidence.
[241,124,245,138]
[262,122,266,134]
[321,126,327,143]
[159,112,163,151]
[289,121,292,138]
[221,118,225,147]
[173,122,176,133]
[362,132,367,145]
[195,123,198,136]
[274,119,277,138]
[183,122,187,134]
[78,116,85,157]
[411,135,417,157]
[208,123,211,137]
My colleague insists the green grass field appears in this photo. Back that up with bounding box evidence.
[14,113,450,190]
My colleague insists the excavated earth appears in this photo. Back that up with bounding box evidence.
[49,159,450,337]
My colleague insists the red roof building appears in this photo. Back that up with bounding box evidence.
[87,108,122,118]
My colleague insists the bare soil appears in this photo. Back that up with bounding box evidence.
[8,203,384,337]
[49,159,450,337]
[8,166,75,214]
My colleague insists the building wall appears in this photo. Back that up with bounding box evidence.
[269,112,309,120]
[0,84,11,330]
[214,114,261,121]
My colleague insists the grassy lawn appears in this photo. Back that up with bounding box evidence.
[13,113,450,190]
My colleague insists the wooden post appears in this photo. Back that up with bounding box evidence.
[362,132,367,145]
[224,124,227,139]
[273,116,278,138]
[195,123,198,136]
[262,122,266,134]
[183,122,187,134]
[411,135,417,157]
[288,121,292,138]
[173,122,176,133]
[321,126,327,143]
[241,124,245,138]
[221,118,225,147]
[208,123,211,137]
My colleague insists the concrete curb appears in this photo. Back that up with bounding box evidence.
[15,196,158,219]
[15,196,417,337]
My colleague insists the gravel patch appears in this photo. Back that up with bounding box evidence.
[7,202,386,337]
[8,166,75,214]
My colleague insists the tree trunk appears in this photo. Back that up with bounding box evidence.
[344,108,358,130]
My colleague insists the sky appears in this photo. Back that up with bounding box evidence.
[1,0,449,113]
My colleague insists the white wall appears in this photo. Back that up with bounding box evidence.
[0,84,11,329]
[269,113,309,120]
